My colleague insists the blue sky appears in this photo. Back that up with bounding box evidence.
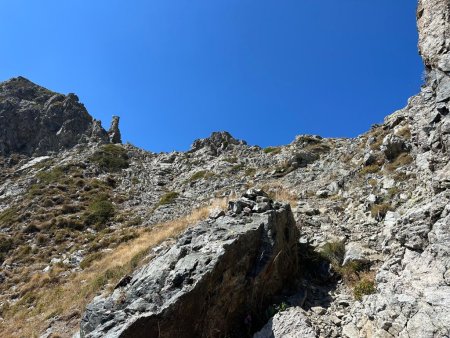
[0,1,423,152]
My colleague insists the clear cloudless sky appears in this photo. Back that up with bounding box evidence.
[0,0,423,152]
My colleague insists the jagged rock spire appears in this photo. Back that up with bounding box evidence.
[108,115,122,144]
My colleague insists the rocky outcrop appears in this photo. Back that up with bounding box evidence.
[190,131,247,156]
[108,116,122,144]
[80,190,300,338]
[0,77,108,156]
[339,1,450,336]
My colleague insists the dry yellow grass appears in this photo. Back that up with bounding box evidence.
[260,183,298,206]
[0,198,228,338]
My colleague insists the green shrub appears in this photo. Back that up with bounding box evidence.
[157,192,179,206]
[263,147,281,154]
[55,217,85,231]
[353,278,376,300]
[245,168,256,177]
[188,170,214,182]
[84,196,115,227]
[0,208,16,227]
[360,164,381,175]
[36,167,64,184]
[0,235,14,253]
[91,144,129,172]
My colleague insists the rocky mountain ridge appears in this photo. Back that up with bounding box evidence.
[0,0,449,337]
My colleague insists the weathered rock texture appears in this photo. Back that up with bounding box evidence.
[0,77,109,156]
[254,307,315,338]
[108,116,122,144]
[1,1,450,337]
[80,191,299,338]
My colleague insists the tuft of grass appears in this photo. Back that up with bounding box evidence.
[244,168,256,177]
[385,153,414,171]
[319,241,346,268]
[396,125,412,140]
[230,163,245,173]
[187,170,214,182]
[84,196,115,228]
[353,274,376,301]
[222,157,238,164]
[370,203,392,221]
[303,142,331,154]
[157,191,179,206]
[90,144,129,172]
[0,208,17,227]
[263,147,281,155]
[360,164,381,175]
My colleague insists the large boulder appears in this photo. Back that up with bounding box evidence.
[0,77,108,156]
[80,192,300,338]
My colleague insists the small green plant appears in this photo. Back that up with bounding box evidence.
[353,278,376,300]
[188,170,214,182]
[157,191,179,206]
[36,167,64,185]
[91,144,129,172]
[230,163,245,173]
[223,157,238,163]
[84,196,115,227]
[0,208,17,227]
[245,168,256,177]
[360,164,381,175]
[263,147,281,154]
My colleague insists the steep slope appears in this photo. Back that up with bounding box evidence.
[0,1,449,337]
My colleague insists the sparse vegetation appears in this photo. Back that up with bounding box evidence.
[319,240,346,268]
[353,275,376,300]
[370,203,392,220]
[0,208,17,227]
[157,191,179,206]
[90,144,129,172]
[223,157,238,164]
[396,125,412,139]
[263,146,281,155]
[0,200,227,337]
[385,153,414,171]
[187,170,214,182]
[244,167,256,177]
[84,195,115,228]
[360,164,381,175]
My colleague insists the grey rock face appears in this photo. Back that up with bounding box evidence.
[381,134,408,160]
[108,116,122,144]
[253,307,316,338]
[0,77,108,156]
[190,131,247,156]
[80,194,299,338]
